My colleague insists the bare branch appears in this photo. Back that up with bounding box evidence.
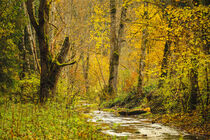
[49,22,59,30]
[57,37,70,63]
[51,27,64,53]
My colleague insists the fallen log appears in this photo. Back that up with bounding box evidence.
[118,109,147,116]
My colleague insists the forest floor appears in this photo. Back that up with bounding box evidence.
[0,98,112,139]
[114,108,209,140]
[149,112,210,138]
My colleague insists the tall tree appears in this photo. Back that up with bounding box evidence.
[187,0,209,111]
[82,46,90,94]
[137,2,148,97]
[23,2,40,73]
[26,0,75,103]
[108,0,117,96]
[108,0,128,96]
[158,0,172,88]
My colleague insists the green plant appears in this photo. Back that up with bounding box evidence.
[0,95,111,139]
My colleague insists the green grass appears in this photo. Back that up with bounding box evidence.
[0,96,111,139]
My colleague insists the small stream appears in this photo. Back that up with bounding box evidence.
[89,111,204,140]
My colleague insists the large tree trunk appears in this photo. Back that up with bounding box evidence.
[38,39,51,102]
[108,0,128,97]
[108,0,118,96]
[26,0,75,103]
[39,37,72,102]
[137,2,148,97]
[39,36,73,102]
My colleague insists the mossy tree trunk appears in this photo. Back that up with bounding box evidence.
[26,0,75,103]
[108,0,128,97]
[108,0,117,96]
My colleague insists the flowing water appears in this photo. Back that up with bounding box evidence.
[89,111,205,140]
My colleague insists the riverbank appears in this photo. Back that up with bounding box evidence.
[89,109,209,139]
[149,112,210,138]
[100,93,209,139]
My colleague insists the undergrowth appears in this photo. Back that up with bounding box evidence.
[0,96,111,139]
[151,112,210,137]
[101,85,156,109]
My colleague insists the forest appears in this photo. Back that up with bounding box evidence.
[0,0,209,139]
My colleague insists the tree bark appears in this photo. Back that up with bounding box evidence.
[19,29,28,96]
[23,27,31,73]
[137,2,148,97]
[189,58,199,110]
[39,37,74,102]
[26,0,75,103]
[82,46,90,94]
[158,10,172,88]
[23,2,40,73]
[19,30,27,79]
[158,0,173,88]
[158,40,172,87]
[108,0,128,97]
[108,0,118,96]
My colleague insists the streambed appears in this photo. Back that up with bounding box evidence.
[89,111,204,140]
